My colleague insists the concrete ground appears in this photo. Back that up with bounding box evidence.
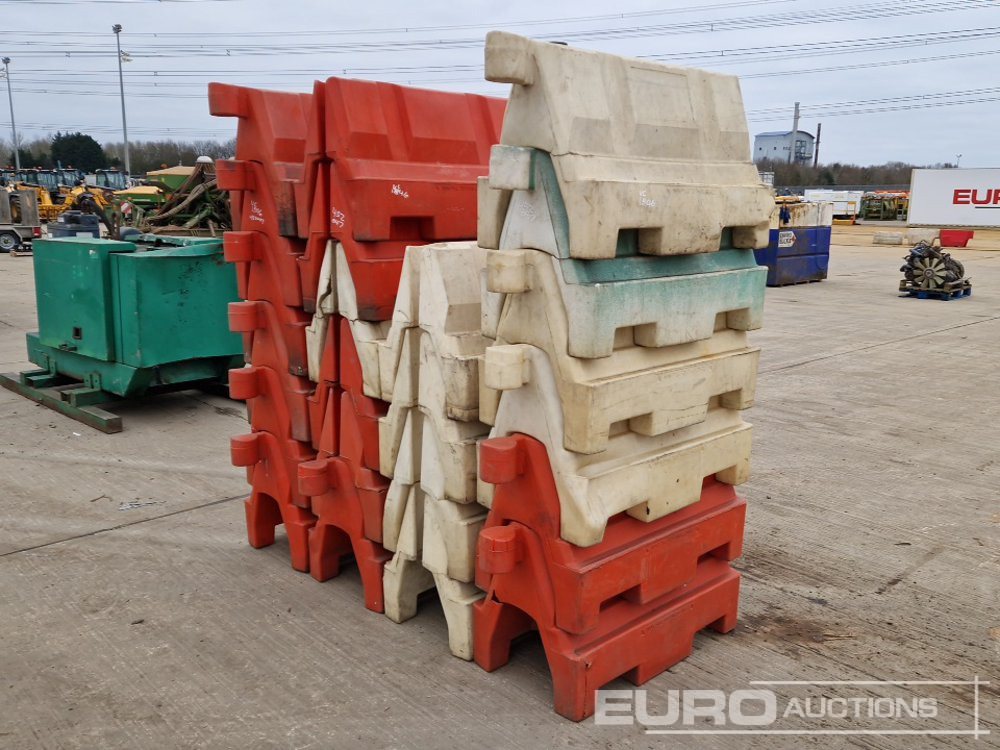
[1,240,997,749]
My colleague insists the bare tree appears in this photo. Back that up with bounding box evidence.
[756,158,928,189]
[104,138,235,174]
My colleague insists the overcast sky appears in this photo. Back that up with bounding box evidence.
[1,0,998,167]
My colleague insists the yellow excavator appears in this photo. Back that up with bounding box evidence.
[9,169,116,226]
[9,171,62,221]
[56,184,116,235]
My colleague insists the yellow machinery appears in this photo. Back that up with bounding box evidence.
[12,170,64,221]
[17,184,61,221]
[10,170,115,224]
[63,184,112,211]
[860,191,909,221]
[59,185,116,234]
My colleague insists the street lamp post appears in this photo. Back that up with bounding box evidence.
[112,24,130,176]
[2,57,19,170]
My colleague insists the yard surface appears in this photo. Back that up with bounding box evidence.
[1,238,997,749]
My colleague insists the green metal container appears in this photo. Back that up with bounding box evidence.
[146,167,194,192]
[28,234,243,397]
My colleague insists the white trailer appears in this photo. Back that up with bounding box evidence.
[0,190,41,252]
[803,189,863,219]
[909,168,1000,227]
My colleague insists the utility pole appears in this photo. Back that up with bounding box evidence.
[113,24,130,176]
[813,122,822,168]
[2,57,19,170]
[789,101,800,164]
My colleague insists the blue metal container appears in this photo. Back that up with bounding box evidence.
[753,226,831,286]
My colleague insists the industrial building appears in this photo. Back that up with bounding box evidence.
[754,129,816,164]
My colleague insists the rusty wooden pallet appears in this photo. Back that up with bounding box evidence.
[0,370,123,433]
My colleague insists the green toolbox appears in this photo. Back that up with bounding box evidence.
[1,234,243,432]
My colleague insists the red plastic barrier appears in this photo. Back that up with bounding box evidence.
[236,342,310,445]
[314,78,504,321]
[229,364,311,446]
[209,82,310,167]
[296,186,330,313]
[354,469,387,545]
[318,310,339,385]
[478,435,746,635]
[209,83,309,233]
[243,488,315,573]
[217,160,305,307]
[939,229,974,248]
[215,157,300,241]
[297,455,391,610]
[473,435,741,721]
[340,389,387,487]
[229,307,337,451]
[475,556,739,721]
[337,316,371,399]
[311,381,341,456]
[338,321,387,473]
[292,80,328,242]
[228,189,246,233]
[220,157,297,240]
[329,318,388,535]
[293,86,332,303]
[229,299,310,381]
[303,317,341,452]
[231,431,317,572]
[224,230,304,312]
[322,78,504,243]
[231,430,315,510]
[336,237,407,321]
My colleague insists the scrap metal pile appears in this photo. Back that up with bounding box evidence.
[211,32,771,720]
[899,241,972,300]
[131,161,232,236]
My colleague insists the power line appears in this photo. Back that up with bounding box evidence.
[645,26,1000,65]
[7,86,209,98]
[6,84,997,137]
[0,123,234,138]
[0,0,240,4]
[1,0,804,35]
[740,47,1000,79]
[748,93,1000,121]
[749,86,1000,115]
[1,1,997,140]
[0,0,992,58]
[6,23,1000,91]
